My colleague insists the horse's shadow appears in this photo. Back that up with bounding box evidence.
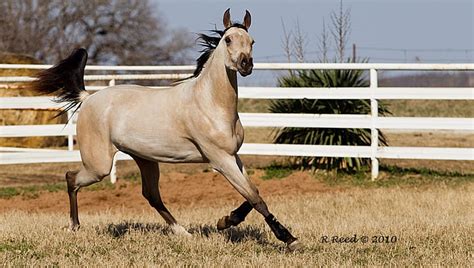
[101,221,271,246]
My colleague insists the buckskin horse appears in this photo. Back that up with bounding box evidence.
[31,9,301,251]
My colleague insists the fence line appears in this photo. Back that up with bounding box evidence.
[1,62,473,70]
[1,116,472,138]
[1,63,473,181]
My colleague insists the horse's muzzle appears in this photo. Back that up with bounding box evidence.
[238,57,253,77]
[239,68,253,77]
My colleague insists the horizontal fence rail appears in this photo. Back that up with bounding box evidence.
[1,62,473,181]
[0,74,192,82]
[1,145,471,165]
[2,87,473,109]
[1,115,472,139]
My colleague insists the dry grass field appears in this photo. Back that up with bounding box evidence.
[0,165,473,266]
[1,186,473,266]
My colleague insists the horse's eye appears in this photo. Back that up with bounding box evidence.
[251,40,255,45]
[225,37,231,44]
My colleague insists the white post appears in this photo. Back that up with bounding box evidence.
[110,154,117,184]
[109,79,117,184]
[67,109,74,151]
[370,69,379,180]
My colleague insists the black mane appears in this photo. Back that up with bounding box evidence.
[189,23,247,79]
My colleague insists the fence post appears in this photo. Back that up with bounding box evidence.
[67,109,74,151]
[110,155,117,184]
[370,69,379,180]
[109,79,117,184]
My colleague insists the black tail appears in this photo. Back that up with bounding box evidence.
[30,48,88,117]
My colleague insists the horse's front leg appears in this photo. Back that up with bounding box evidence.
[209,152,301,251]
[217,156,253,230]
[217,200,253,230]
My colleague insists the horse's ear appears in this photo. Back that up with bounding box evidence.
[243,10,251,30]
[223,8,232,29]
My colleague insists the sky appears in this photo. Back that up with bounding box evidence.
[153,0,473,64]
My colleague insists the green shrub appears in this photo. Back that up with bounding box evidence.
[269,67,390,172]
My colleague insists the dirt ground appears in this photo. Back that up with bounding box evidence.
[0,161,334,214]
[1,130,472,215]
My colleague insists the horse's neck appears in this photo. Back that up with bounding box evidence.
[196,45,238,115]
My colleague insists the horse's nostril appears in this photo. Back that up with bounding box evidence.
[241,58,248,67]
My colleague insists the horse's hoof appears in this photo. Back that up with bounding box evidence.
[171,224,192,237]
[287,239,303,252]
[67,224,80,232]
[217,216,231,230]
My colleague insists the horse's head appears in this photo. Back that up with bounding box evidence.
[221,9,254,77]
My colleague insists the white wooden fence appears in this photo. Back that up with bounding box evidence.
[0,63,473,181]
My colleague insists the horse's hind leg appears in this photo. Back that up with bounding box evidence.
[66,143,116,231]
[66,170,80,230]
[131,155,190,236]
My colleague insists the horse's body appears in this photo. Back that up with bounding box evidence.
[31,9,300,250]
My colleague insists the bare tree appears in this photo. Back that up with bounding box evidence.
[330,0,351,62]
[292,19,307,63]
[280,0,352,63]
[281,19,292,64]
[0,0,193,65]
[318,18,330,62]
[280,19,307,64]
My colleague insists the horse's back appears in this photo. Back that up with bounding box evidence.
[78,84,178,137]
[80,84,173,117]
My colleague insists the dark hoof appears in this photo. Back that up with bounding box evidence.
[217,216,231,230]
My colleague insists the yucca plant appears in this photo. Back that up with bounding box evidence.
[269,66,390,172]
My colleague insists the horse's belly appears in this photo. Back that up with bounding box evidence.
[113,135,205,163]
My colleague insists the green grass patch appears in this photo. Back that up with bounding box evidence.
[121,172,141,182]
[0,187,20,199]
[258,161,473,188]
[261,164,293,180]
[41,183,64,192]
[381,165,472,178]
[0,180,117,199]
[4,183,65,199]
[318,165,474,188]
[88,180,116,191]
[0,185,43,199]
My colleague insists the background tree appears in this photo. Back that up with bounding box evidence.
[0,0,192,65]
[331,0,351,62]
[272,0,390,172]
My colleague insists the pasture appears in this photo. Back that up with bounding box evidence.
[1,2,472,266]
[1,62,472,266]
[0,161,472,266]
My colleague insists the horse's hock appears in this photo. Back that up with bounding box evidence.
[0,52,66,148]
